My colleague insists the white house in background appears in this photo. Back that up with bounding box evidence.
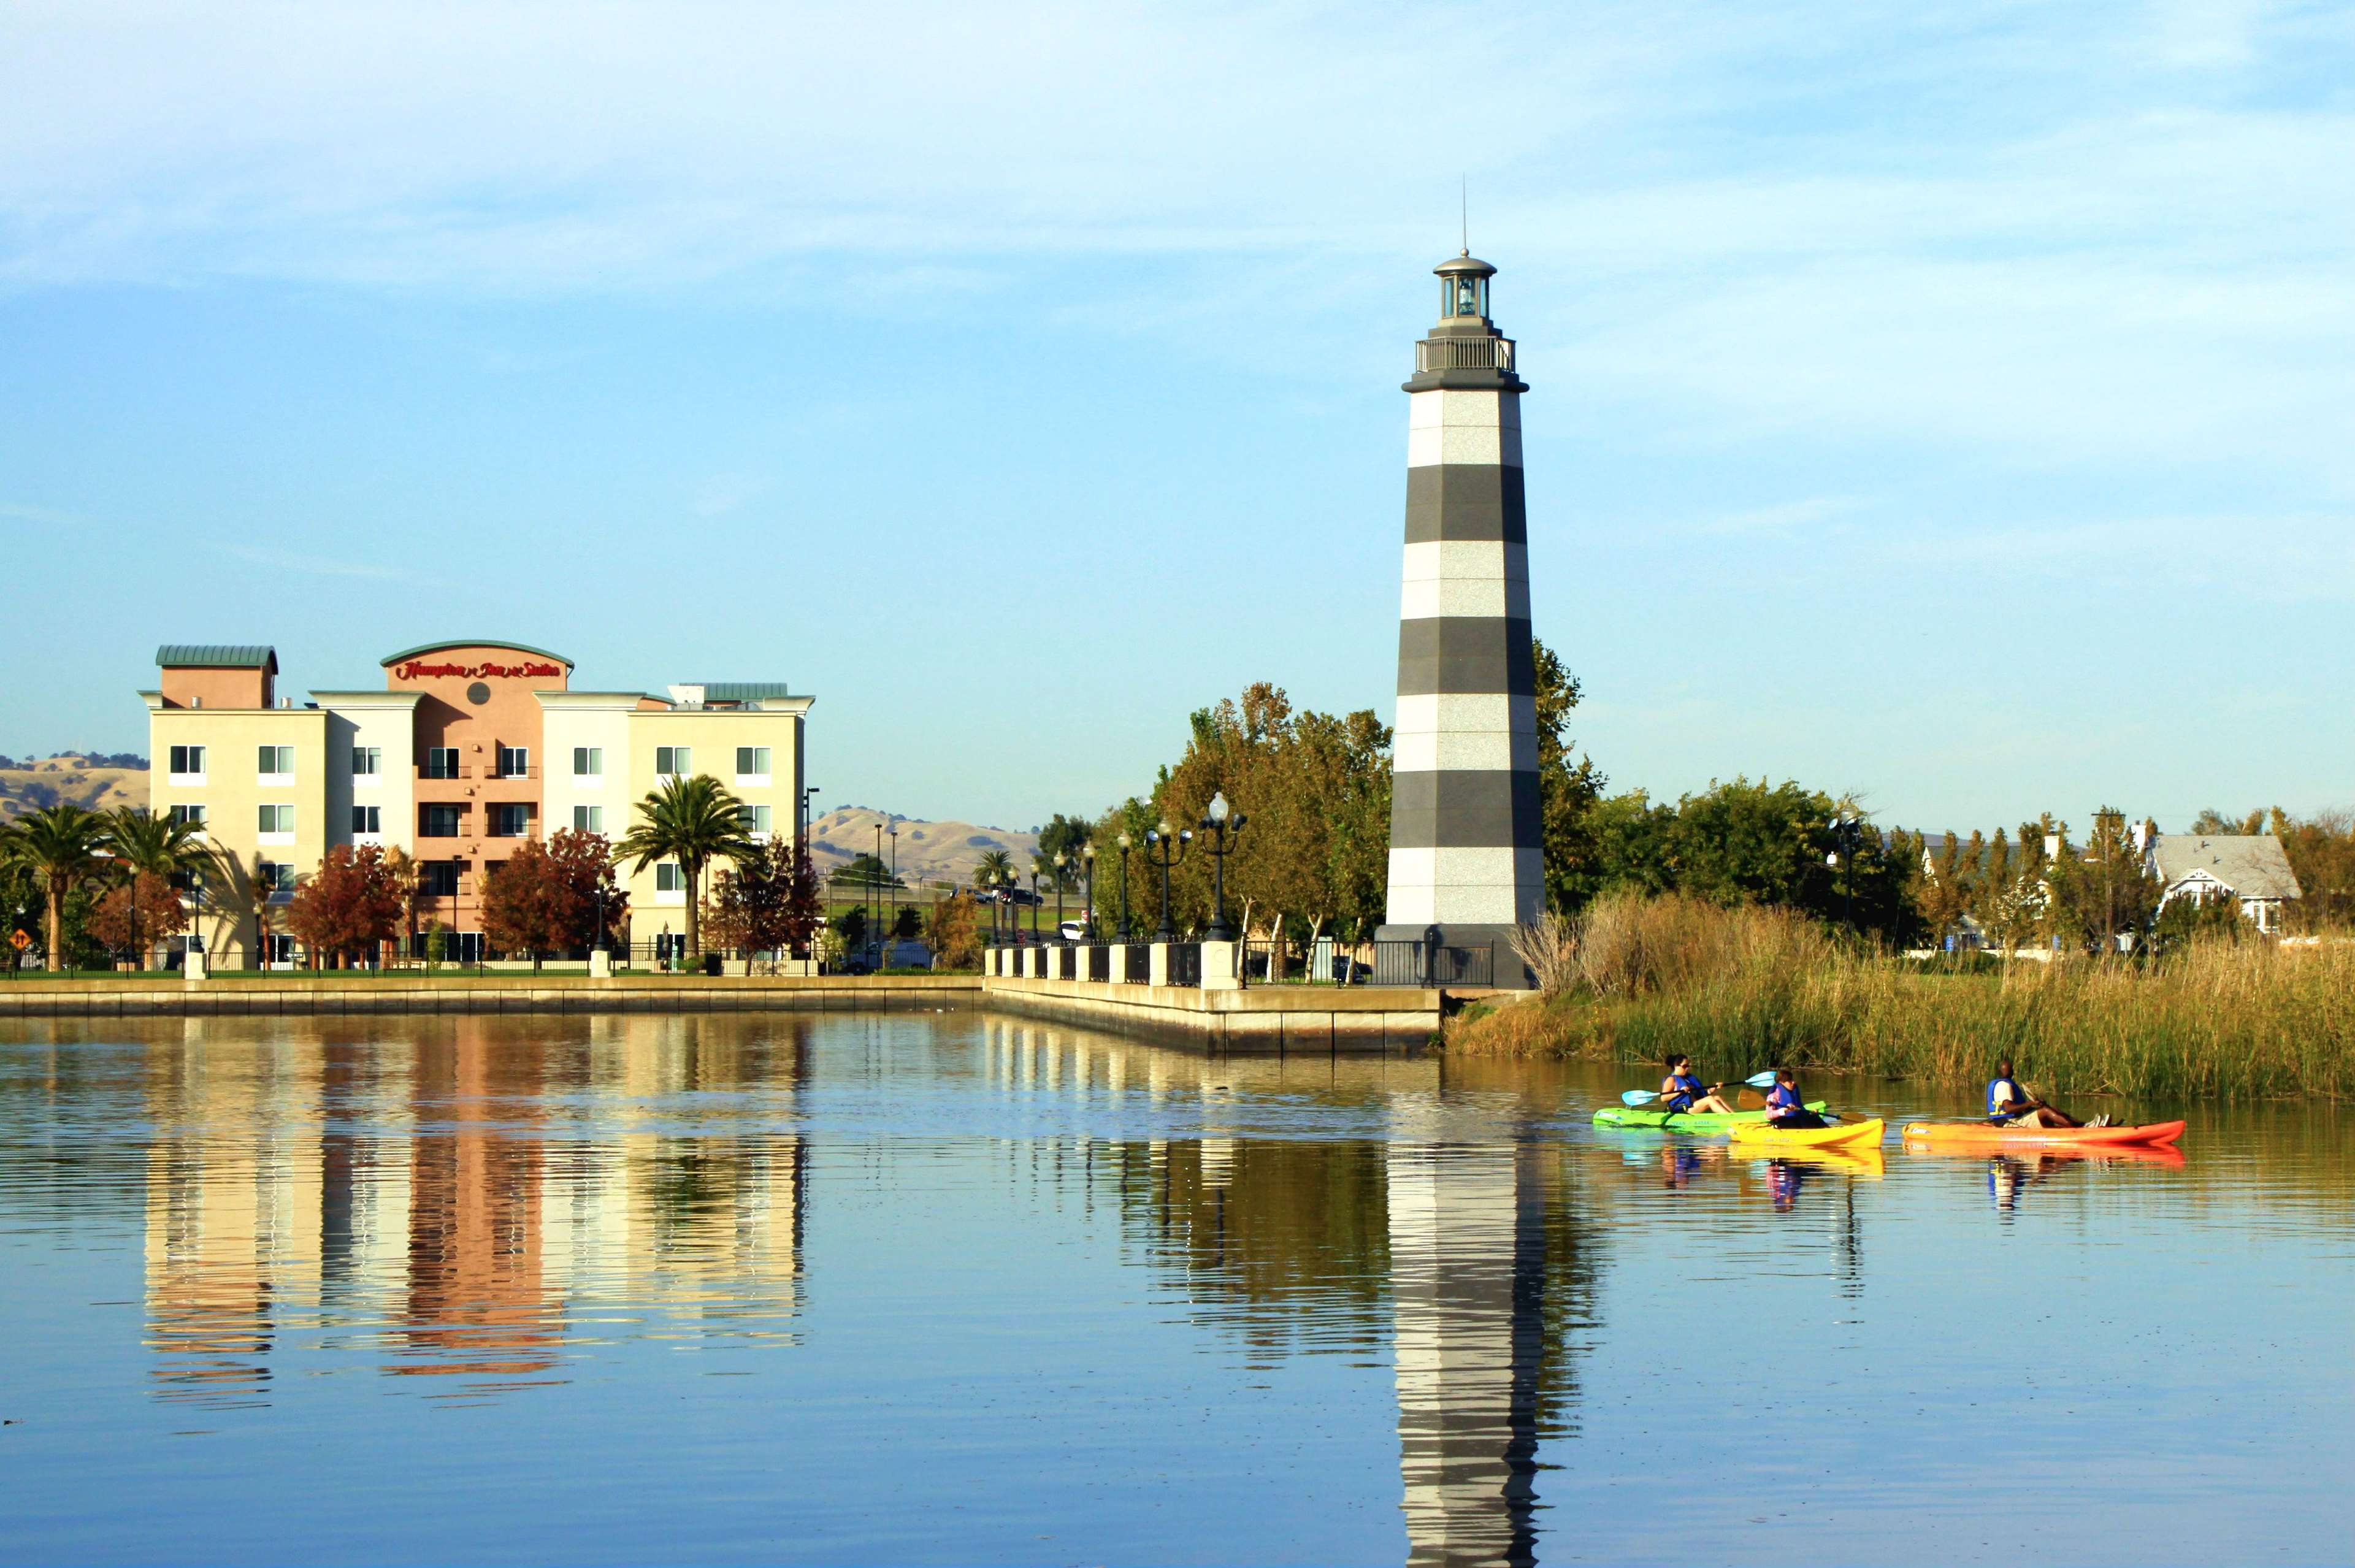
[2144,832,2302,933]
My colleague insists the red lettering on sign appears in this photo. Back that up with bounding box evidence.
[392,659,564,681]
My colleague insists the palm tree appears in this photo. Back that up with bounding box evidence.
[975,848,1015,890]
[616,774,752,962]
[1,805,110,971]
[103,807,220,968]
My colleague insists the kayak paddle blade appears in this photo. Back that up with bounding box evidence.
[1620,1089,1660,1107]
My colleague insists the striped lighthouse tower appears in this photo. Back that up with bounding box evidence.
[1379,251,1542,979]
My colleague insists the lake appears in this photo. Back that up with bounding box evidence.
[1,1011,2348,1566]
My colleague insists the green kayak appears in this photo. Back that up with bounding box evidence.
[1592,1100,1828,1134]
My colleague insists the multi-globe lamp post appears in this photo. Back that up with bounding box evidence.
[1143,820,1192,941]
[1197,790,1248,942]
[1828,814,1864,931]
[1052,854,1068,940]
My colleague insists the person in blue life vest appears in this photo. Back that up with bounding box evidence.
[1658,1054,1736,1115]
[1987,1057,2102,1128]
[1762,1067,1827,1130]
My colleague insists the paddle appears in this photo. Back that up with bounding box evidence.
[1620,1071,1779,1108]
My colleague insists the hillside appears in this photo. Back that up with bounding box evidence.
[808,806,1039,893]
[0,754,145,824]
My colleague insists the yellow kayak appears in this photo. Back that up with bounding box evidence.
[1727,1116,1884,1150]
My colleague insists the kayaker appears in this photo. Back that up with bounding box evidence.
[1659,1055,1736,1116]
[1763,1068,1827,1130]
[1987,1058,2089,1129]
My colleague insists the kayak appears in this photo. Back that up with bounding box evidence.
[1727,1117,1885,1150]
[1901,1119,2185,1150]
[1592,1100,1828,1134]
[1906,1141,2186,1170]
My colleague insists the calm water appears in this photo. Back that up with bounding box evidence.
[1,1011,2349,1566]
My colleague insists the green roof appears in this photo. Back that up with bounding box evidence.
[156,644,277,671]
[379,639,573,668]
[700,683,797,702]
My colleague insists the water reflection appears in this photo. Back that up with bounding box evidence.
[139,1017,809,1405]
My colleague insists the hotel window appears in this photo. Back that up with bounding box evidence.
[573,747,602,778]
[496,745,530,779]
[655,862,686,894]
[489,803,530,838]
[352,746,381,778]
[258,862,296,896]
[738,804,772,837]
[421,804,462,838]
[735,746,772,779]
[258,803,295,838]
[168,804,206,828]
[423,747,461,779]
[258,744,294,779]
[421,861,460,898]
[573,805,604,833]
[655,745,691,778]
[351,805,381,836]
[167,744,206,780]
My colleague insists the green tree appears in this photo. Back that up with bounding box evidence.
[616,774,752,962]
[103,806,220,965]
[2270,807,2354,930]
[973,847,1016,892]
[2047,807,2162,955]
[925,892,983,970]
[2190,806,2269,836]
[1530,638,1608,913]
[0,805,110,971]
[829,851,900,890]
[1036,814,1093,890]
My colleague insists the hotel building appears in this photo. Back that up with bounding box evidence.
[142,641,811,965]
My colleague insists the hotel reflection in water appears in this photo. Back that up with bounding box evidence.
[140,1016,809,1402]
[140,1014,1588,1564]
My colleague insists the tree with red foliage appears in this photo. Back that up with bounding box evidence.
[706,840,823,958]
[481,830,622,968]
[85,871,188,965]
[284,845,405,969]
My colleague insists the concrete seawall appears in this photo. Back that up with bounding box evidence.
[980,975,1442,1052]
[0,975,980,1017]
[0,973,1449,1052]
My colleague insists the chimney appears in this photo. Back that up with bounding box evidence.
[2043,833,2061,860]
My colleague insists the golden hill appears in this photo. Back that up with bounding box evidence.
[808,806,1040,893]
[0,755,144,824]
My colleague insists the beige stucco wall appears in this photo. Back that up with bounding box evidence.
[618,703,806,946]
[147,703,329,966]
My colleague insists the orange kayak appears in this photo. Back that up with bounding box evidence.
[1901,1119,2185,1150]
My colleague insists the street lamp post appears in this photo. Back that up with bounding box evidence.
[888,824,899,953]
[1081,844,1097,940]
[1143,820,1192,941]
[592,879,610,957]
[1052,853,1068,939]
[1197,791,1249,943]
[1028,867,1041,943]
[1115,832,1133,939]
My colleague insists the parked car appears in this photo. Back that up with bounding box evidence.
[1057,920,1087,942]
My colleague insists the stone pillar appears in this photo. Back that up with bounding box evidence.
[1198,939,1241,991]
[1147,942,1171,988]
[588,948,612,979]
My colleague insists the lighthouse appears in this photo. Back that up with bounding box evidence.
[1379,251,1543,979]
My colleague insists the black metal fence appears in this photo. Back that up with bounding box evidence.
[1167,941,1202,987]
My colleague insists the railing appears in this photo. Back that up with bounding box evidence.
[1415,334,1516,373]
[1368,939,1495,988]
[418,762,472,780]
[1123,943,1151,982]
[1167,941,1202,988]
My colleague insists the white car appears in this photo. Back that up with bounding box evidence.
[1057,920,1088,942]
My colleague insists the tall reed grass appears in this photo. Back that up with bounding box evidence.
[1455,891,2355,1101]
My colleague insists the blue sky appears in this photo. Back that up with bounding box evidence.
[2,1,2349,834]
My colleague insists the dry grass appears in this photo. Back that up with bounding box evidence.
[1452,892,2355,1100]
